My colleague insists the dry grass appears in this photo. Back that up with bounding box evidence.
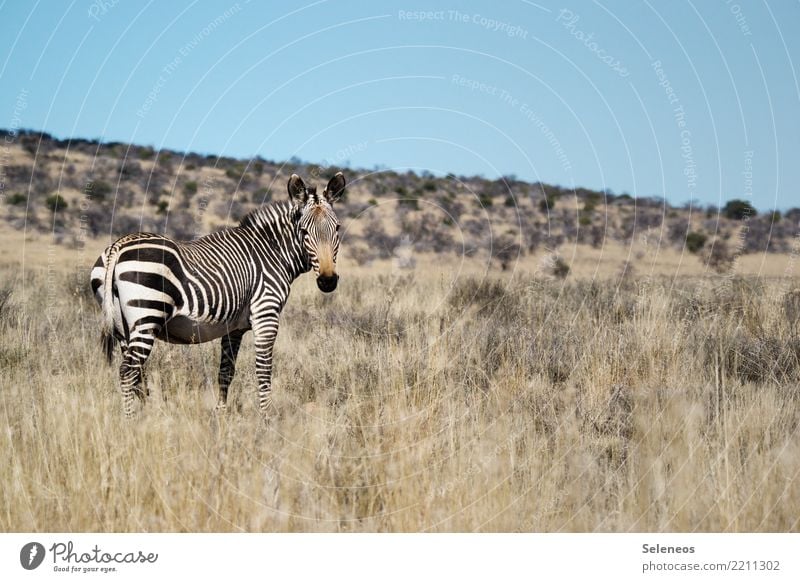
[1,228,799,532]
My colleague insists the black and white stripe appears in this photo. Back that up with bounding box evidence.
[90,173,345,417]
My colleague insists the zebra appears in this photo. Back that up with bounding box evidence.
[90,172,345,418]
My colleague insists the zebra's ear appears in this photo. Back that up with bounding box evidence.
[288,174,308,206]
[323,172,346,204]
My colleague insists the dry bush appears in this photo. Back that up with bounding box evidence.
[706,238,734,273]
[539,252,570,279]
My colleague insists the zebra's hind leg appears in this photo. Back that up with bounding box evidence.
[118,338,128,359]
[118,324,161,418]
[216,329,245,413]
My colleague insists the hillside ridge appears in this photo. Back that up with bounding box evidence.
[1,129,797,269]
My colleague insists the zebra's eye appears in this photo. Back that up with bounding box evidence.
[335,224,341,231]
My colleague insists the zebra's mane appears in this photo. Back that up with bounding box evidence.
[238,200,298,231]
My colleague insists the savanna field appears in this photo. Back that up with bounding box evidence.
[1,227,799,532]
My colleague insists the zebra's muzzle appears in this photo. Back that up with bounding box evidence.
[317,274,338,293]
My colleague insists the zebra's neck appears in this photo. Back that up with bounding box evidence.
[238,201,310,281]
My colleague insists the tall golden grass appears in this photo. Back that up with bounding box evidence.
[1,234,799,532]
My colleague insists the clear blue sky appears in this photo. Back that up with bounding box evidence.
[1,0,798,210]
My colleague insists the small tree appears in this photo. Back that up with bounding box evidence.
[723,199,757,220]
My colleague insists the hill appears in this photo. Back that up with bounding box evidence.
[1,129,798,272]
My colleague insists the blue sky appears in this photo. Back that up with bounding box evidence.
[1,0,798,210]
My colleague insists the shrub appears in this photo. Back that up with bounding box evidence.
[587,224,604,249]
[541,253,570,279]
[709,330,800,384]
[362,220,398,258]
[706,239,733,273]
[667,218,690,246]
[422,180,437,192]
[91,180,112,199]
[184,181,198,196]
[492,234,522,271]
[448,276,510,316]
[478,193,493,208]
[17,137,35,156]
[539,196,556,213]
[226,166,245,180]
[7,193,26,206]
[551,256,570,279]
[138,146,155,160]
[685,231,708,253]
[399,190,421,210]
[399,197,420,210]
[117,160,141,181]
[45,194,67,212]
[723,199,757,220]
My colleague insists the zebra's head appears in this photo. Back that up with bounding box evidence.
[289,172,345,293]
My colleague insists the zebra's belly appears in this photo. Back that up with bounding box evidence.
[158,316,249,344]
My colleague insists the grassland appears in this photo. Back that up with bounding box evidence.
[1,226,799,532]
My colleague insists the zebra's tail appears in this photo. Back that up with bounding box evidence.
[101,327,116,363]
[100,243,120,363]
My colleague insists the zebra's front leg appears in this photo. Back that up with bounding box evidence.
[216,328,245,412]
[252,310,280,418]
